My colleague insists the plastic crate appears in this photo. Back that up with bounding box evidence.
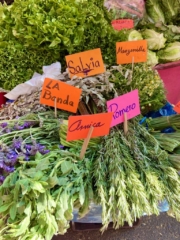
[154,60,180,105]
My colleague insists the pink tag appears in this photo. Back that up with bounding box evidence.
[111,19,134,31]
[107,89,140,127]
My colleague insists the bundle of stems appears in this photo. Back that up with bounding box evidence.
[93,118,180,232]
[0,111,68,146]
[152,132,180,152]
[145,114,180,130]
[168,154,180,171]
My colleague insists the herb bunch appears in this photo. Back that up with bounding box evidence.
[0,149,94,239]
[108,63,166,114]
[93,119,180,231]
[0,0,128,90]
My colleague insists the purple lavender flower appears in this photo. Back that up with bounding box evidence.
[40,149,50,154]
[0,161,4,169]
[25,144,32,151]
[12,139,23,150]
[14,125,24,130]
[59,145,64,149]
[4,166,15,173]
[24,155,30,161]
[5,151,18,166]
[1,122,8,128]
[5,128,11,133]
[0,175,5,182]
[23,121,36,128]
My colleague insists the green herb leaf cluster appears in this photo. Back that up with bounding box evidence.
[0,150,94,239]
[0,0,128,90]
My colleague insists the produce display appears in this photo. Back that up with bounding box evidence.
[0,0,180,240]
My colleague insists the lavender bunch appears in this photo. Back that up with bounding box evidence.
[0,138,53,184]
[0,119,38,135]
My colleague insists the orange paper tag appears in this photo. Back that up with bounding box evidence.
[174,101,180,113]
[67,112,113,141]
[65,48,105,78]
[40,78,82,113]
[116,40,147,64]
[112,19,134,31]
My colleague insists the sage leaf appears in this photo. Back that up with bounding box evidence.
[61,161,73,174]
[10,202,17,220]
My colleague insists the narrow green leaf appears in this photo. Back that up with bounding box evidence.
[61,161,73,174]
[30,181,45,193]
[10,202,17,220]
[79,184,85,205]
[0,202,12,213]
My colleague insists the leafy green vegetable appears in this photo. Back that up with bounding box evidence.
[157,42,180,62]
[93,120,180,231]
[127,29,143,41]
[141,29,166,50]
[0,149,94,239]
[0,0,128,90]
[0,41,59,90]
[147,50,159,66]
[109,63,166,114]
[158,0,180,24]
[145,0,165,24]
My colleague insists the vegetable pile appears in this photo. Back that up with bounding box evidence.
[143,114,180,171]
[134,0,180,65]
[0,0,180,240]
[0,0,127,89]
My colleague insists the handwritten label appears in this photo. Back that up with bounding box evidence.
[107,89,140,127]
[67,112,113,141]
[174,101,180,113]
[116,40,147,64]
[40,78,82,113]
[65,48,105,78]
[112,19,134,31]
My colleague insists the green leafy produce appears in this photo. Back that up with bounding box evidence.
[0,41,59,90]
[169,154,180,170]
[0,111,69,146]
[145,0,165,24]
[141,29,166,50]
[0,149,94,239]
[158,42,180,62]
[142,114,180,130]
[145,0,180,25]
[158,0,180,24]
[108,63,166,114]
[0,0,128,90]
[152,132,180,152]
[127,29,143,41]
[93,119,180,231]
[147,50,159,66]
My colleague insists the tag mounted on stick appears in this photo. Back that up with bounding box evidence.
[80,126,94,160]
[123,113,128,135]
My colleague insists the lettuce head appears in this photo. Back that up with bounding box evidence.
[147,50,159,66]
[158,42,180,62]
[142,29,166,50]
[128,30,143,41]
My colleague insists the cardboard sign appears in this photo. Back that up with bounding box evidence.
[116,40,147,64]
[40,78,82,113]
[112,19,134,31]
[65,48,105,78]
[67,112,113,141]
[173,101,180,113]
[107,89,140,127]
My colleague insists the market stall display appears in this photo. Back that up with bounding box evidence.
[0,0,180,239]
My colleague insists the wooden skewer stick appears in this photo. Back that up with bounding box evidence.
[54,98,57,118]
[123,112,128,135]
[80,126,94,160]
